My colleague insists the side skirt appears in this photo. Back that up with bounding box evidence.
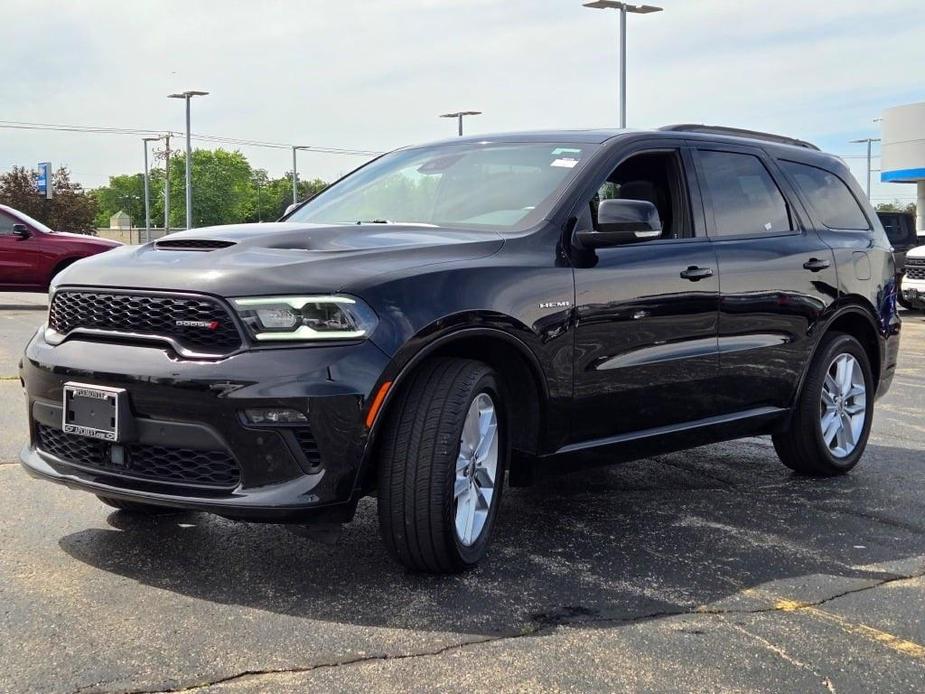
[526,407,789,481]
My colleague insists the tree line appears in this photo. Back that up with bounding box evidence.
[0,148,329,233]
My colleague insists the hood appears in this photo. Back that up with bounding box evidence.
[907,243,925,259]
[50,231,122,247]
[54,222,504,296]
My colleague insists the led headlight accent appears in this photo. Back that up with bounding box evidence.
[231,295,377,342]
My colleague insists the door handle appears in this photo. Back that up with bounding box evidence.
[680,266,713,281]
[803,257,831,272]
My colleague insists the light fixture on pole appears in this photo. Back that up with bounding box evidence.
[291,145,311,206]
[168,90,209,229]
[142,136,161,243]
[849,137,881,201]
[582,1,663,128]
[439,111,482,137]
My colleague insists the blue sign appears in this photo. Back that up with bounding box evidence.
[37,162,52,199]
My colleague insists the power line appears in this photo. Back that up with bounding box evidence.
[0,119,382,157]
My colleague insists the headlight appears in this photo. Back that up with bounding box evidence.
[231,295,378,342]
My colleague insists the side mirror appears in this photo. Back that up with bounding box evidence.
[574,199,662,249]
[12,223,31,238]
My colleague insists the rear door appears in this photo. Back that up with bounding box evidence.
[692,144,838,415]
[569,140,721,443]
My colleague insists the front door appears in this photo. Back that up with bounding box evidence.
[570,145,721,443]
[0,210,36,288]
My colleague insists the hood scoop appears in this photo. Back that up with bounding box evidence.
[155,239,236,251]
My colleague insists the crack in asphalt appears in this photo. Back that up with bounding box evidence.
[101,569,925,694]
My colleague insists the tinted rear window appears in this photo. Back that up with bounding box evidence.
[878,213,916,246]
[697,150,792,237]
[781,161,870,231]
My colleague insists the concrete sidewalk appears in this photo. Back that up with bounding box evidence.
[0,292,47,310]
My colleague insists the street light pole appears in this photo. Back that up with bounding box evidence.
[291,145,310,205]
[850,137,881,201]
[142,136,160,243]
[168,90,209,229]
[439,111,482,136]
[583,2,663,128]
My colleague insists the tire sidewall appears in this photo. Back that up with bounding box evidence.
[446,372,508,567]
[806,334,874,472]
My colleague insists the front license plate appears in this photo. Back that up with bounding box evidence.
[62,383,125,442]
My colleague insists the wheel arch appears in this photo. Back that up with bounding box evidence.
[360,327,550,491]
[797,300,882,403]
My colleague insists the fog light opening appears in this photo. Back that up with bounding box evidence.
[243,408,308,425]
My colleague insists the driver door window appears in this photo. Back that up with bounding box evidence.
[587,150,693,240]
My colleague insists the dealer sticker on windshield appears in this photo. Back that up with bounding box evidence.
[551,158,579,168]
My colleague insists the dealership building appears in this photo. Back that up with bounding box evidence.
[881,101,925,231]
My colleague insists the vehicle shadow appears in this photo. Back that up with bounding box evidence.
[58,440,925,636]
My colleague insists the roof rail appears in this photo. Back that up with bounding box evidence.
[659,124,820,151]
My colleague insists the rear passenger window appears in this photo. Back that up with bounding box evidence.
[697,150,792,237]
[781,160,870,231]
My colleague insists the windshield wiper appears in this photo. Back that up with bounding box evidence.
[355,219,392,224]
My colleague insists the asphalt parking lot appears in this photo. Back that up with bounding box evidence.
[2,293,925,693]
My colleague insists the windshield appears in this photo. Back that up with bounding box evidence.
[287,142,595,231]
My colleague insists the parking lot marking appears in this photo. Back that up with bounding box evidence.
[775,598,925,660]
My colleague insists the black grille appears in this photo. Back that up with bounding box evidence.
[155,239,236,251]
[294,429,321,467]
[49,290,241,354]
[37,424,240,489]
[907,266,925,281]
[906,258,925,267]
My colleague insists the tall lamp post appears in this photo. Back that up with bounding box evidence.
[168,90,209,229]
[439,111,482,136]
[849,137,881,201]
[583,1,663,128]
[142,136,161,243]
[291,145,311,206]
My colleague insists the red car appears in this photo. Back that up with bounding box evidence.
[0,204,121,292]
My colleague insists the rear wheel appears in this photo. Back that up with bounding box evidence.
[773,333,873,476]
[377,358,507,573]
[96,495,180,515]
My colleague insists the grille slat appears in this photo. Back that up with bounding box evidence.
[37,424,240,489]
[906,267,925,281]
[294,429,322,467]
[50,290,241,355]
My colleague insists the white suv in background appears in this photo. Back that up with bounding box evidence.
[901,244,925,310]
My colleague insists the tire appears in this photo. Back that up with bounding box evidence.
[773,333,874,476]
[377,358,508,573]
[96,495,180,515]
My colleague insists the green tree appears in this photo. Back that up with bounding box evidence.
[876,200,916,216]
[92,173,150,228]
[0,165,98,233]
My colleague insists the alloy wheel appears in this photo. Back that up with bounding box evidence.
[454,392,499,546]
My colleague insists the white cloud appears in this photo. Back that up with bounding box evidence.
[0,0,922,202]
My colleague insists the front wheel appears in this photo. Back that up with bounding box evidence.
[773,333,874,476]
[377,358,507,573]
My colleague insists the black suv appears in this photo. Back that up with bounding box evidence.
[20,125,901,573]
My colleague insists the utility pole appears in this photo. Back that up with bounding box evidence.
[439,111,482,136]
[163,133,171,234]
[583,2,663,128]
[849,137,881,201]
[291,145,310,205]
[142,136,160,243]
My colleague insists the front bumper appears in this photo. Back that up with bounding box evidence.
[901,278,925,309]
[19,330,390,522]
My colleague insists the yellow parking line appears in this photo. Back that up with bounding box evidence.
[775,598,925,660]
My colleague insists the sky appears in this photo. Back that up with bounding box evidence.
[1,0,924,206]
